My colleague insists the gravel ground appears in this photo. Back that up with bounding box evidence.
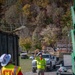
[23,66,72,75]
[23,66,58,75]
[23,71,56,75]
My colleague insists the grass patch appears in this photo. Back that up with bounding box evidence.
[20,58,32,73]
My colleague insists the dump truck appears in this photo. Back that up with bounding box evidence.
[0,30,19,67]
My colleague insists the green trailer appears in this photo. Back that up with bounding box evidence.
[71,0,75,75]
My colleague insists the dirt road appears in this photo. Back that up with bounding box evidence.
[23,71,56,75]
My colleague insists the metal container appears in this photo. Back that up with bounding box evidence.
[0,31,19,66]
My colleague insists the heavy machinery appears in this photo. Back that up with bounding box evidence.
[0,31,19,67]
[71,0,75,75]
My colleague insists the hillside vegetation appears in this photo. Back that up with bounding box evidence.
[0,0,73,51]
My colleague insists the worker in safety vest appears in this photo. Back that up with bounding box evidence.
[35,52,46,75]
[0,54,23,75]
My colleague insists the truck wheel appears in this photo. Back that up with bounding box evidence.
[56,72,61,75]
[46,67,50,72]
[56,73,58,75]
[50,62,52,71]
[53,65,56,69]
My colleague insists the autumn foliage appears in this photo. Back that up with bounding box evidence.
[0,0,73,51]
[19,37,32,51]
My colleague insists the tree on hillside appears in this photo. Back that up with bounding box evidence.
[32,26,42,50]
[0,0,73,46]
[40,25,59,46]
[5,5,19,31]
[19,37,32,53]
[0,3,3,19]
[35,7,47,27]
[4,3,27,31]
[22,4,31,16]
[31,6,47,50]
[33,0,50,8]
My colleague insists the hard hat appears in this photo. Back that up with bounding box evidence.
[0,54,11,66]
[37,52,42,56]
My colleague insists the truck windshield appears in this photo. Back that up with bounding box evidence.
[42,55,50,58]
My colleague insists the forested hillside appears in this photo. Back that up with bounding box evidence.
[0,0,73,51]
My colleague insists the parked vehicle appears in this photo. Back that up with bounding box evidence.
[56,54,72,75]
[56,65,67,75]
[20,53,29,59]
[29,56,34,60]
[32,53,56,72]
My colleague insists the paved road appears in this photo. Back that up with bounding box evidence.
[24,71,56,75]
[23,66,59,75]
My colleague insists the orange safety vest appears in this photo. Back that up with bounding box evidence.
[1,64,21,75]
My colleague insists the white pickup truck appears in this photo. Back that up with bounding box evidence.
[32,53,56,72]
[56,54,72,75]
